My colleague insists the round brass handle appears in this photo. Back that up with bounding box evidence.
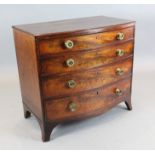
[116,33,124,40]
[116,49,125,56]
[115,88,122,96]
[64,40,74,49]
[67,80,76,88]
[116,68,124,76]
[65,58,75,67]
[68,102,77,112]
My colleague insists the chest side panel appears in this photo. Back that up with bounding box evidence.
[13,29,43,121]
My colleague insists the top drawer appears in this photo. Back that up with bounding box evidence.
[38,27,134,56]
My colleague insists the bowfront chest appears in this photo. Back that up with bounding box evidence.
[13,16,135,142]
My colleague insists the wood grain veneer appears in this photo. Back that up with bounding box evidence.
[13,16,135,142]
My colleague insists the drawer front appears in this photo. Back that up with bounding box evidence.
[39,27,134,56]
[41,41,133,76]
[45,78,131,122]
[42,57,133,99]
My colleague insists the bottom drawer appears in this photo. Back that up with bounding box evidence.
[45,77,131,122]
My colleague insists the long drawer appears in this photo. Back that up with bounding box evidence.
[39,27,134,56]
[45,78,131,122]
[41,40,133,76]
[42,57,133,99]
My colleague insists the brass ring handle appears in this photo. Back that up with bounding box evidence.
[65,58,75,67]
[116,49,125,56]
[116,33,124,40]
[68,102,77,112]
[115,88,122,96]
[64,40,74,49]
[116,68,124,76]
[67,80,76,88]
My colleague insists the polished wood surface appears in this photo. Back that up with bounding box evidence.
[45,78,131,122]
[12,16,134,37]
[13,16,135,142]
[41,40,133,76]
[42,57,133,99]
[13,29,43,120]
[39,27,134,55]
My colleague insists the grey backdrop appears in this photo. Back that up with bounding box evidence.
[0,5,155,149]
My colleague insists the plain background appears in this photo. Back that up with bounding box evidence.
[0,4,155,149]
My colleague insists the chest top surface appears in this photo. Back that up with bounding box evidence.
[12,16,134,37]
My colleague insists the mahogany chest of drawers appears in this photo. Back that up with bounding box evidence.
[13,16,135,142]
